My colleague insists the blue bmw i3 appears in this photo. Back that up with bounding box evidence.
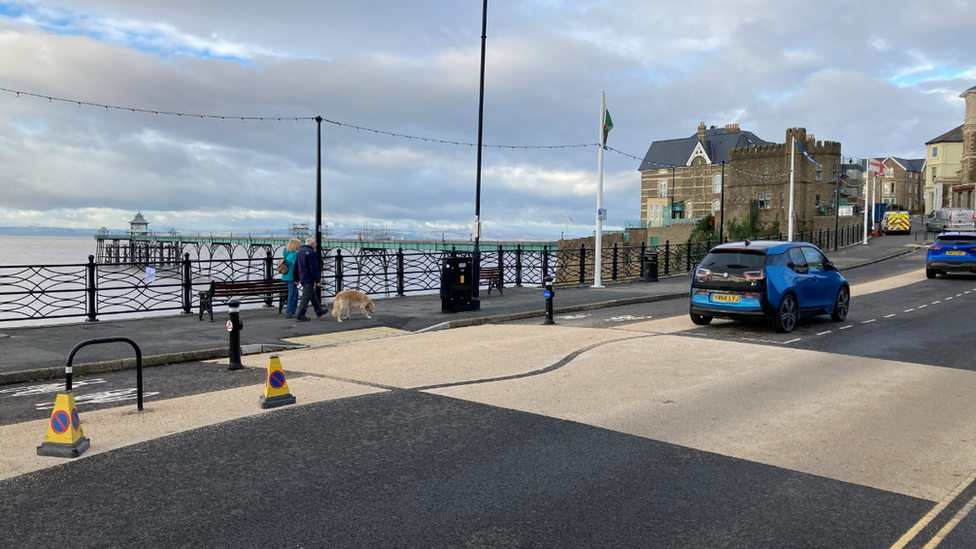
[689,240,850,333]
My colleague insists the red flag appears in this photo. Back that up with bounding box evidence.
[868,158,885,178]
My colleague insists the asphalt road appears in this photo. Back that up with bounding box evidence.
[8,241,976,548]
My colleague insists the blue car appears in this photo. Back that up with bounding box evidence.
[689,240,850,333]
[926,231,976,278]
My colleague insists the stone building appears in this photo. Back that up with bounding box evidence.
[876,158,925,213]
[638,123,771,225]
[725,128,845,233]
[956,86,976,204]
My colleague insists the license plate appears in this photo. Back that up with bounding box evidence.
[712,294,740,303]
[947,251,966,256]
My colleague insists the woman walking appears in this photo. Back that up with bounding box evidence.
[282,238,301,318]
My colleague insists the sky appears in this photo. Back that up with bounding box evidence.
[0,0,974,241]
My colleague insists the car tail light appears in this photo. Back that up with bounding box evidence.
[694,290,710,296]
[744,267,765,280]
[741,293,760,300]
[930,245,943,251]
[695,266,711,278]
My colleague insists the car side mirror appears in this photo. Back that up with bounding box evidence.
[825,261,835,271]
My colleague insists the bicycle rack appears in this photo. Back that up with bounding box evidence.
[66,337,145,411]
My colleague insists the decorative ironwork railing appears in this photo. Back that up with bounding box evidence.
[0,223,863,324]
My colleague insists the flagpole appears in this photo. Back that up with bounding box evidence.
[593,91,605,288]
[863,158,869,244]
[788,137,795,242]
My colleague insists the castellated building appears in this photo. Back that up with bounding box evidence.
[639,123,852,235]
[727,128,844,232]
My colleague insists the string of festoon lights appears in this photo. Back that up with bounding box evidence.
[0,86,599,151]
[2,86,845,184]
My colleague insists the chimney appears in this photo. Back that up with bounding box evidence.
[724,123,740,133]
[697,121,707,144]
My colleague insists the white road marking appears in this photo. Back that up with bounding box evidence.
[557,314,590,320]
[919,304,928,308]
[817,331,832,336]
[606,315,649,322]
[840,325,853,330]
[780,338,802,345]
[904,308,915,313]
[862,319,877,324]
[884,314,896,318]
[933,301,942,304]
[36,388,161,410]
[1,379,106,398]
[946,297,954,301]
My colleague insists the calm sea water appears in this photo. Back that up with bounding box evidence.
[0,235,98,266]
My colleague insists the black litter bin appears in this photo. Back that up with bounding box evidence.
[642,251,659,282]
[440,256,479,312]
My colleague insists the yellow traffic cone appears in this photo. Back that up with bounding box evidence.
[260,355,296,409]
[37,392,90,458]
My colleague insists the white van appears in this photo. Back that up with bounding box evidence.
[925,208,975,232]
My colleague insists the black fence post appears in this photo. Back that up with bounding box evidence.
[686,239,692,272]
[515,244,523,287]
[335,249,344,293]
[612,242,619,281]
[579,243,586,285]
[542,246,550,282]
[396,248,405,296]
[497,245,505,288]
[85,255,97,322]
[264,250,273,307]
[664,240,671,276]
[181,253,192,314]
[639,241,646,280]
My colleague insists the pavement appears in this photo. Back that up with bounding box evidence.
[6,230,968,548]
[0,233,925,386]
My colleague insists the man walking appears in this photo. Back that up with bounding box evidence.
[295,237,327,321]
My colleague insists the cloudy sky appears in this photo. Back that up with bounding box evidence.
[1,0,974,240]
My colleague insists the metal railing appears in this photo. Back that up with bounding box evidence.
[0,226,864,324]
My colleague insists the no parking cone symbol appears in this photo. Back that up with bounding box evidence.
[37,392,90,458]
[260,355,296,409]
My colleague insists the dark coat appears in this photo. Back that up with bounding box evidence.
[295,245,320,284]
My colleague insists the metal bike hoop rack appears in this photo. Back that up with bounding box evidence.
[65,337,144,411]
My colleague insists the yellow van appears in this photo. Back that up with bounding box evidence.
[882,211,910,235]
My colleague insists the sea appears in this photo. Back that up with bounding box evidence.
[0,235,98,267]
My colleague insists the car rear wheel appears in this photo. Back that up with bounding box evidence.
[772,293,797,333]
[690,311,713,326]
[830,286,849,322]
[926,267,937,279]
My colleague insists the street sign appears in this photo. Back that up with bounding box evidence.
[597,208,608,221]
[225,320,234,332]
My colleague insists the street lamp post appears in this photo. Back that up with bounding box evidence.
[833,164,839,251]
[720,161,726,243]
[471,0,488,311]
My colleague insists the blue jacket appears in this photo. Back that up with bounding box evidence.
[295,245,320,284]
[281,250,297,281]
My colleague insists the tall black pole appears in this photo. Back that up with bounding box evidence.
[720,161,726,242]
[315,116,323,300]
[473,0,488,305]
[834,164,840,251]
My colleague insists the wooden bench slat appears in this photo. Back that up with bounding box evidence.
[479,267,503,296]
[199,279,290,321]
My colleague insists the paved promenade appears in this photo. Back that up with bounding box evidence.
[0,233,951,549]
[0,235,922,386]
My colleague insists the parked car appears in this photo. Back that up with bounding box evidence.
[689,240,849,333]
[926,231,976,278]
[925,208,975,232]
[881,211,911,235]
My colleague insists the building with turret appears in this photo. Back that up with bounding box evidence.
[958,86,976,203]
[725,128,845,233]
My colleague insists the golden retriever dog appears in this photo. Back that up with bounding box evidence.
[332,290,374,323]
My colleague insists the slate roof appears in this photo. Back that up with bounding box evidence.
[890,157,926,172]
[926,125,964,145]
[638,126,772,171]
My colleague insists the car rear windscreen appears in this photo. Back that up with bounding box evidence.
[700,250,766,269]
[936,235,976,245]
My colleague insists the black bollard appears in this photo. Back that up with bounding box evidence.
[227,298,244,370]
[543,277,555,325]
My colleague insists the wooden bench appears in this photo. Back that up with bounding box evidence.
[479,267,503,295]
[199,279,289,321]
